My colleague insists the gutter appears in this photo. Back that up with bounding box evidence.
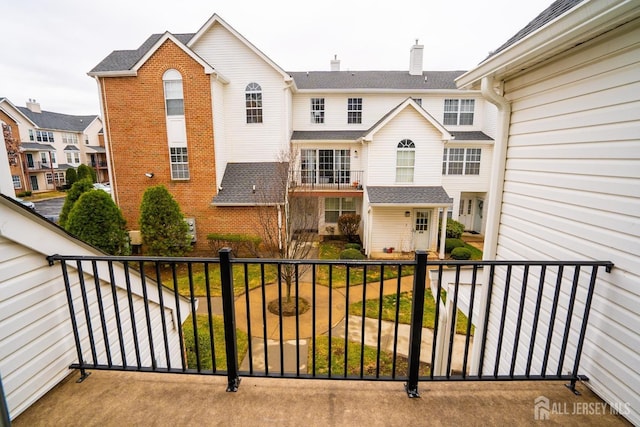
[479,76,511,261]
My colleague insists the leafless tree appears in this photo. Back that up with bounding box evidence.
[254,145,318,305]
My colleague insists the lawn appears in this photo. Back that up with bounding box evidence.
[182,314,248,371]
[308,336,429,378]
[349,289,473,335]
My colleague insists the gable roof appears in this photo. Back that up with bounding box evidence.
[363,98,451,141]
[367,186,453,206]
[16,106,98,132]
[188,14,292,83]
[212,162,288,206]
[89,33,195,74]
[0,98,37,127]
[289,70,465,91]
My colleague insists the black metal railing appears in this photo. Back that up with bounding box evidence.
[291,170,364,190]
[46,251,612,396]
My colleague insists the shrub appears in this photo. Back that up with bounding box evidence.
[65,190,130,255]
[16,191,32,197]
[451,247,472,260]
[76,164,96,183]
[345,243,361,251]
[339,248,365,260]
[65,168,78,187]
[337,213,361,242]
[206,233,262,257]
[446,218,465,239]
[445,238,465,253]
[139,185,191,256]
[59,178,94,227]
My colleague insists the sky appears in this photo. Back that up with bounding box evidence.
[0,0,553,116]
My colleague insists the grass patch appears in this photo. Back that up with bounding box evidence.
[309,336,429,377]
[462,242,483,260]
[317,241,414,287]
[183,314,248,371]
[349,290,473,335]
[151,263,278,297]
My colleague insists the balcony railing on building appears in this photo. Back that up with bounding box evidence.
[291,170,363,191]
[25,161,53,171]
[44,251,612,397]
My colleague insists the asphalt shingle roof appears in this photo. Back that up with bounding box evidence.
[91,33,195,73]
[290,130,367,141]
[213,162,288,205]
[19,142,55,151]
[17,107,97,132]
[367,186,452,205]
[450,131,493,141]
[288,71,465,90]
[484,0,584,60]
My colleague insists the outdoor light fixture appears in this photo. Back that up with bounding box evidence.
[145,172,154,178]
[405,211,411,217]
[252,184,256,193]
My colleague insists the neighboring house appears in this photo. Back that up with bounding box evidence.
[457,0,640,424]
[89,14,497,256]
[0,128,190,419]
[0,97,103,193]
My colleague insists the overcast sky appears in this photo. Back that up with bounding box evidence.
[1,0,552,116]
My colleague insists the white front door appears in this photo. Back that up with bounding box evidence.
[413,210,430,250]
[458,198,474,230]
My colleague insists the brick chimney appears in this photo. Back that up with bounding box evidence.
[409,40,424,76]
[330,54,340,71]
[26,99,41,113]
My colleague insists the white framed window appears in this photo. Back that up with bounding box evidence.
[442,148,481,175]
[62,133,79,144]
[396,139,415,183]
[324,197,356,223]
[46,172,54,184]
[444,99,475,125]
[347,98,362,124]
[163,70,184,116]
[245,82,263,124]
[12,175,21,188]
[310,98,325,124]
[170,147,190,180]
[65,152,80,164]
[40,152,49,165]
[300,149,351,184]
[29,129,34,141]
[35,130,54,142]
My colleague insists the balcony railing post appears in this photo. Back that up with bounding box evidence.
[405,250,428,397]
[219,248,240,392]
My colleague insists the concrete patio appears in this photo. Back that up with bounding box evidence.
[12,370,631,426]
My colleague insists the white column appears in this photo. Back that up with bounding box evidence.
[439,208,448,259]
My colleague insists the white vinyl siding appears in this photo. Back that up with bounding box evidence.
[483,22,640,425]
[0,205,189,420]
[190,22,290,162]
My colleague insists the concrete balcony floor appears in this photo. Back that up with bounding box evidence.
[13,370,631,426]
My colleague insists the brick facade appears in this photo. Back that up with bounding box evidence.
[100,39,271,253]
[0,111,24,192]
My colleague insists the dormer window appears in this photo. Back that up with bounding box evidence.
[245,82,263,123]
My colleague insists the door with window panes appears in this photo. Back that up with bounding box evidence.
[458,198,473,230]
[413,210,430,250]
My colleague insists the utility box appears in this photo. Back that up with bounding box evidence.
[185,217,196,243]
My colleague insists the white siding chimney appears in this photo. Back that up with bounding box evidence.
[26,99,41,113]
[330,55,340,71]
[409,41,424,76]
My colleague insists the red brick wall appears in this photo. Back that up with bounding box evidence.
[100,39,274,253]
[1,111,25,192]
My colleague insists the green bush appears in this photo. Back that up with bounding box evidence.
[16,191,32,197]
[451,247,472,260]
[345,243,361,251]
[76,164,96,183]
[59,178,94,227]
[65,168,78,187]
[206,233,262,257]
[65,190,130,255]
[139,185,191,256]
[446,218,465,238]
[445,238,465,253]
[339,248,365,260]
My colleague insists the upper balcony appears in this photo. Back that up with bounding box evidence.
[291,169,364,191]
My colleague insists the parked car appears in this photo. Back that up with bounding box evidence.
[93,183,112,194]
[15,197,35,209]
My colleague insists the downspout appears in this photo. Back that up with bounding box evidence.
[469,75,511,375]
[480,76,511,261]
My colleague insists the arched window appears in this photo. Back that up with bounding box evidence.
[245,82,263,123]
[163,69,184,116]
[396,139,415,183]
